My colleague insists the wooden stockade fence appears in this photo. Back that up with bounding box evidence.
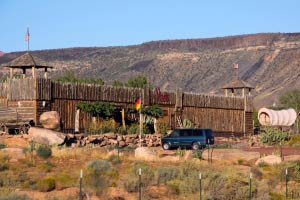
[0,78,254,134]
[51,81,142,103]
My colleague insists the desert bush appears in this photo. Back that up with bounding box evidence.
[0,193,32,200]
[250,167,263,179]
[54,173,75,190]
[107,154,121,165]
[259,127,289,145]
[156,167,179,185]
[36,145,52,159]
[205,171,253,200]
[192,150,203,159]
[0,154,9,171]
[166,179,181,195]
[176,147,185,157]
[127,124,139,135]
[116,126,127,135]
[257,161,269,168]
[157,122,168,135]
[287,134,300,147]
[0,144,7,149]
[124,161,155,192]
[36,177,56,192]
[85,159,119,196]
[38,161,54,172]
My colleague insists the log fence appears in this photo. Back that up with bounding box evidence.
[0,78,254,134]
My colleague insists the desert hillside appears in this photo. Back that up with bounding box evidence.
[1,33,300,108]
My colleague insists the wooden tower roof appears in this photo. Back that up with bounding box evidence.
[222,78,254,89]
[2,52,52,69]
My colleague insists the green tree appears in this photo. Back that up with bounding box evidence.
[53,69,77,83]
[125,75,147,88]
[279,89,300,132]
[142,105,163,133]
[53,69,104,85]
[112,80,124,87]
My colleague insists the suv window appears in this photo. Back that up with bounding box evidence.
[170,130,179,137]
[193,129,204,136]
[205,129,213,137]
[179,129,193,137]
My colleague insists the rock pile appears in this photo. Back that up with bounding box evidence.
[67,133,162,148]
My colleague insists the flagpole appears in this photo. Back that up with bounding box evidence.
[139,96,143,147]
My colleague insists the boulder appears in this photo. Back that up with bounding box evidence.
[118,141,126,148]
[1,148,25,162]
[104,133,117,139]
[255,155,282,166]
[28,127,65,145]
[135,147,157,161]
[39,111,60,130]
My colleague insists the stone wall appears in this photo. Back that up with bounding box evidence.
[67,133,162,148]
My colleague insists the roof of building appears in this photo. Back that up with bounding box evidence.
[222,78,254,89]
[2,52,53,69]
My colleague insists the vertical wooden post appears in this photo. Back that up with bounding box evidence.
[244,96,246,137]
[10,68,13,78]
[22,68,26,79]
[121,107,126,129]
[75,108,80,133]
[225,89,228,97]
[32,66,36,78]
[242,88,245,97]
[44,68,48,79]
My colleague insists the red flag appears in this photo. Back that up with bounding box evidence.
[135,98,141,111]
[233,63,238,69]
[25,27,30,41]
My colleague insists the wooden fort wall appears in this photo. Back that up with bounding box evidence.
[0,78,254,135]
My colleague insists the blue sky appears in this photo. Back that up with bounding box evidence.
[1,0,300,53]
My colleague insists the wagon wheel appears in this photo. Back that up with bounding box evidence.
[19,123,31,134]
[0,122,7,135]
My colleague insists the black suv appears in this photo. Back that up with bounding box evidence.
[161,128,214,150]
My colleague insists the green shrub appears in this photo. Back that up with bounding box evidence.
[54,173,75,190]
[0,154,10,171]
[116,126,127,135]
[166,179,181,195]
[259,127,289,145]
[36,177,56,192]
[250,167,263,179]
[176,147,186,157]
[36,145,52,159]
[156,167,179,184]
[157,122,168,135]
[128,124,139,135]
[85,159,119,196]
[0,144,7,149]
[257,161,269,168]
[0,193,32,200]
[287,134,300,147]
[124,177,139,192]
[192,150,203,159]
[38,161,54,172]
[107,154,121,165]
[124,161,155,192]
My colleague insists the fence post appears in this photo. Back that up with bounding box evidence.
[79,169,83,200]
[199,173,202,200]
[286,168,288,199]
[139,168,142,200]
[249,173,252,200]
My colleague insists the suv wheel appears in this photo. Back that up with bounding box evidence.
[192,142,200,150]
[162,143,171,150]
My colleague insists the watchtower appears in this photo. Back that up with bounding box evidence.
[222,78,254,97]
[2,52,52,79]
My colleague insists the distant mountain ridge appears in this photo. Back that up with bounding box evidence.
[1,33,300,108]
